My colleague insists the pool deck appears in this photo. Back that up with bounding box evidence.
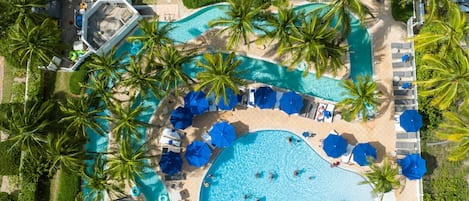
[145,0,419,201]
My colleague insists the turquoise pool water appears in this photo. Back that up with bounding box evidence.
[200,130,374,201]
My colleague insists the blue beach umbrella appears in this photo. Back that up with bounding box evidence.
[185,140,212,167]
[399,110,423,132]
[352,143,377,166]
[209,121,236,148]
[322,134,348,158]
[402,54,410,62]
[217,89,238,110]
[279,91,303,115]
[170,106,194,130]
[159,151,183,176]
[398,154,427,180]
[184,91,209,115]
[254,87,277,109]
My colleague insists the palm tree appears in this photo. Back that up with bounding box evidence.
[360,157,400,201]
[0,0,46,23]
[107,139,152,185]
[83,154,125,201]
[119,55,163,99]
[417,50,469,110]
[46,133,84,176]
[413,4,469,54]
[263,5,303,55]
[59,91,106,138]
[0,100,54,157]
[105,101,150,143]
[337,76,381,122]
[434,100,469,161]
[82,73,118,108]
[284,14,347,78]
[195,52,246,104]
[426,0,453,20]
[153,45,195,96]
[7,18,62,112]
[208,0,267,49]
[320,0,374,38]
[128,16,174,59]
[88,48,124,88]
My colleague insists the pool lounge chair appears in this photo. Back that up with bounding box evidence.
[395,105,417,112]
[396,149,418,155]
[162,145,181,153]
[393,89,415,96]
[396,141,418,150]
[306,102,318,119]
[162,128,181,140]
[392,52,410,59]
[324,104,335,123]
[391,42,412,49]
[207,93,218,112]
[248,87,256,108]
[395,99,417,106]
[274,91,284,110]
[396,132,418,139]
[299,99,312,117]
[315,103,327,122]
[393,71,414,78]
[159,136,182,147]
[341,144,355,163]
[201,133,216,149]
[392,61,411,68]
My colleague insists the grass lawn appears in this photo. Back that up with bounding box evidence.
[53,71,73,101]
[1,60,25,103]
[55,169,80,201]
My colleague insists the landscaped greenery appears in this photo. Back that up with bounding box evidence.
[391,0,413,22]
[0,141,21,175]
[69,66,88,95]
[182,0,227,9]
[56,169,80,201]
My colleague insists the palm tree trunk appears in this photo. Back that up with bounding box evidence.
[24,56,31,113]
[426,140,450,146]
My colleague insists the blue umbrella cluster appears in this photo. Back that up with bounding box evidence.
[184,91,209,115]
[322,134,347,158]
[254,87,277,109]
[170,106,194,130]
[352,143,377,166]
[159,151,183,176]
[209,121,236,148]
[400,110,423,132]
[217,89,238,111]
[398,154,427,180]
[279,91,303,115]
[185,140,212,168]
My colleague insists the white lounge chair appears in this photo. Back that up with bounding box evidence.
[206,93,218,112]
[162,145,181,153]
[159,136,181,147]
[324,104,335,123]
[248,87,256,108]
[341,144,355,163]
[274,91,284,110]
[162,128,181,140]
[315,103,327,122]
[201,133,216,149]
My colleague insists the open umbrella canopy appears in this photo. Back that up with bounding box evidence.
[400,110,423,132]
[170,106,194,130]
[352,143,377,166]
[184,91,209,115]
[209,121,236,148]
[402,54,410,62]
[217,89,238,111]
[159,151,183,176]
[254,87,277,109]
[398,154,427,180]
[279,91,303,115]
[322,134,348,158]
[185,140,212,168]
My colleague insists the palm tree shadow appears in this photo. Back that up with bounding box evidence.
[421,151,437,176]
[375,82,392,120]
[369,141,386,163]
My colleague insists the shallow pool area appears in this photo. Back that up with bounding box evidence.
[200,130,374,201]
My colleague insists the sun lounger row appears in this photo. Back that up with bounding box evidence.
[392,61,412,68]
[391,42,412,49]
[395,99,416,105]
[394,89,415,96]
[396,132,417,139]
[393,71,414,78]
[392,52,412,59]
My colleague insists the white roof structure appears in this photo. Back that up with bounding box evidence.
[81,0,142,55]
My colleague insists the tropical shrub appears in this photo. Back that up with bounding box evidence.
[0,192,15,201]
[69,66,88,94]
[56,169,81,201]
[391,0,413,22]
[182,0,225,8]
[0,141,21,175]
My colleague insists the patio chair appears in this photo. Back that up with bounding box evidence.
[392,52,407,59]
[396,149,418,155]
[324,104,335,123]
[396,141,418,150]
[159,136,181,147]
[274,91,284,110]
[395,99,417,106]
[341,144,355,163]
[393,89,415,96]
[201,133,216,149]
[315,103,327,122]
[307,102,318,119]
[299,99,311,117]
[248,87,256,108]
[393,71,414,78]
[396,132,418,139]
[161,145,181,154]
[392,61,411,68]
[162,128,181,140]
[391,42,412,49]
[395,105,418,112]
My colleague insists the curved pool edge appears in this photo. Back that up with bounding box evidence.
[199,129,375,200]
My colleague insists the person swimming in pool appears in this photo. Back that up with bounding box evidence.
[293,170,299,177]
[269,172,275,181]
[287,137,293,145]
[255,171,261,178]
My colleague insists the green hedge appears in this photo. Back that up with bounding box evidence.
[0,141,21,175]
[56,170,81,201]
[0,192,15,201]
[69,67,88,95]
[182,0,225,9]
[17,153,40,201]
[391,0,413,22]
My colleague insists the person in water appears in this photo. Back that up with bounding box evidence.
[293,170,299,177]
[287,137,293,145]
[269,172,275,181]
[204,181,210,187]
[255,172,260,178]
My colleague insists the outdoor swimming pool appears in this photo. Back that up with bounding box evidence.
[200,130,374,201]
